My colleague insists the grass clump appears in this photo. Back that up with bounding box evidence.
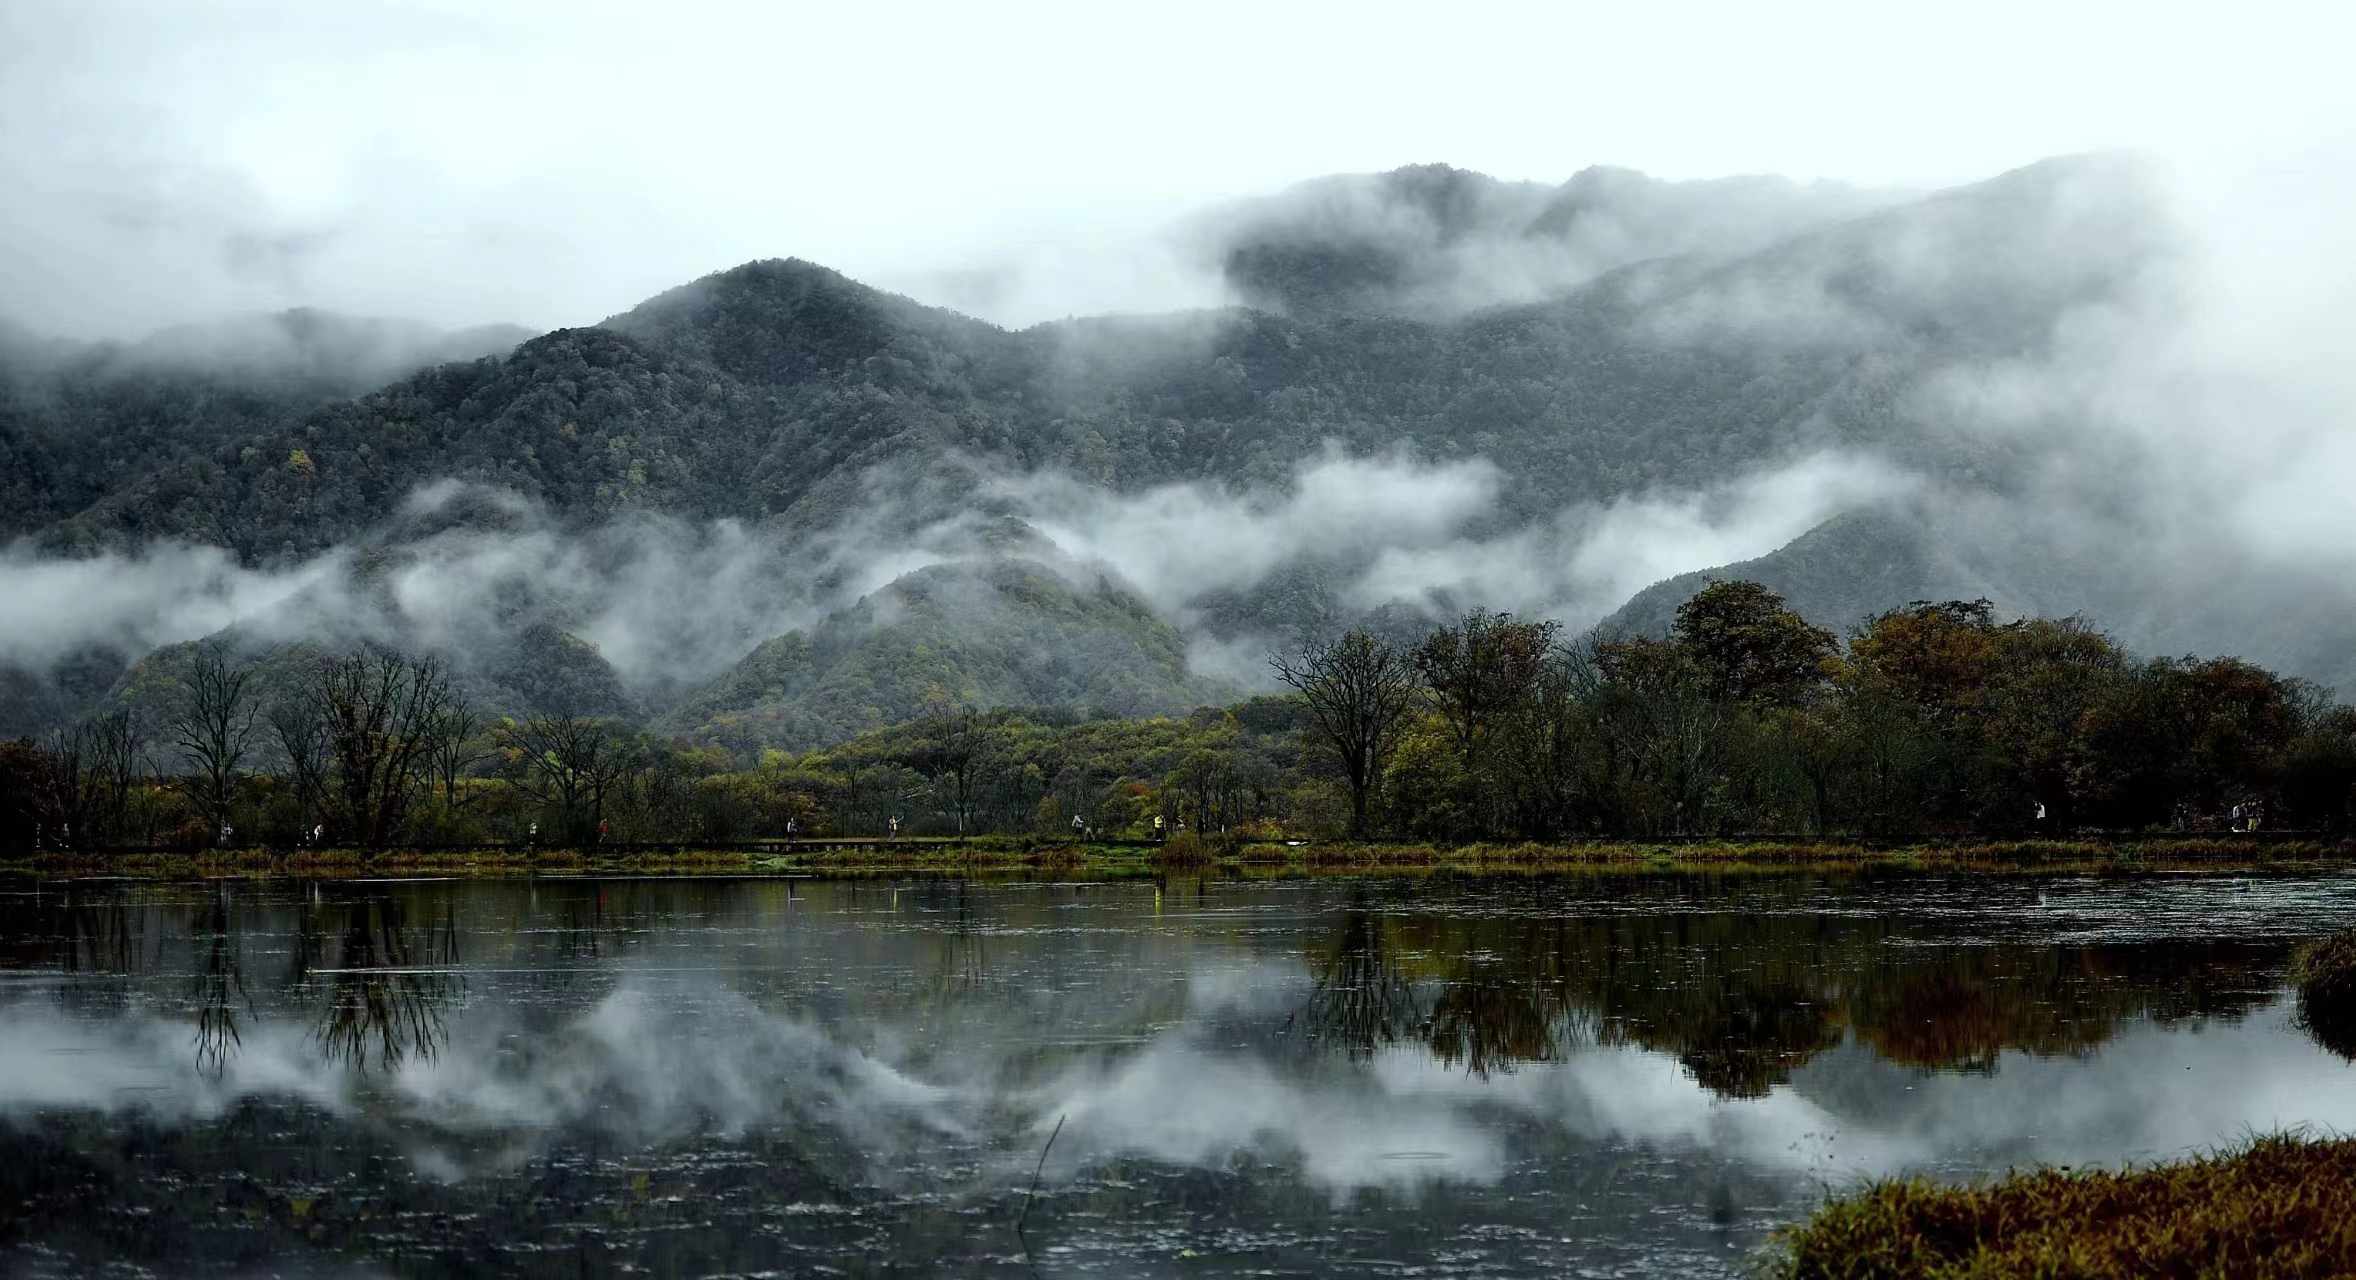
[1769,1135,2356,1278]
[2294,927,2356,1060]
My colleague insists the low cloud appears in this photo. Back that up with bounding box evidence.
[0,446,1920,713]
[0,541,344,668]
[1346,452,1917,627]
[997,448,1503,610]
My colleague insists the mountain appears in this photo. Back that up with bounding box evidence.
[25,156,2138,560]
[662,559,1222,757]
[1598,508,2008,641]
[1203,162,1904,319]
[0,310,534,546]
[11,154,2340,750]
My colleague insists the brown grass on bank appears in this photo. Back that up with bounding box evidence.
[1769,1135,2356,1279]
[8,835,2352,880]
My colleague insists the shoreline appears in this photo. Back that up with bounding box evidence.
[6,836,2351,880]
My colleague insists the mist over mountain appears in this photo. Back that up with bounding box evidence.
[3,154,2350,750]
[0,310,534,545]
[1203,162,1906,320]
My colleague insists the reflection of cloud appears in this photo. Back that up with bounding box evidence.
[1041,1037,1510,1191]
[1030,1002,2356,1198]
[391,982,958,1150]
[1818,1010,2356,1170]
[1018,951,2355,1196]
[0,977,961,1181]
[2,956,2351,1201]
[1030,1024,1899,1194]
[0,1009,343,1119]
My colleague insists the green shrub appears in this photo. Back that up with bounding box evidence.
[1150,831,1210,868]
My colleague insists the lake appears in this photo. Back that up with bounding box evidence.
[2,871,2353,1277]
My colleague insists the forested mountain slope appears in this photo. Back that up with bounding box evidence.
[23,155,2136,560]
[11,153,2331,750]
[1,311,531,545]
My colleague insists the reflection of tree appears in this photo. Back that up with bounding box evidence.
[930,882,987,1000]
[1294,887,2299,1098]
[1293,911,1426,1059]
[304,892,461,1072]
[1661,985,1843,1098]
[0,883,141,1015]
[1851,942,2286,1072]
[0,882,138,977]
[191,883,250,1076]
[1426,974,1560,1077]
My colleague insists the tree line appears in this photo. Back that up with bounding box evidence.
[1280,582,2356,839]
[3,581,2353,852]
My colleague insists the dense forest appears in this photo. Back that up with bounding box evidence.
[4,581,2349,854]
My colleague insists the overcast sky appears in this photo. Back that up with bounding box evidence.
[4,0,2352,338]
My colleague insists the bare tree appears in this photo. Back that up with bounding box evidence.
[270,700,332,836]
[500,714,631,842]
[424,698,486,810]
[317,651,455,848]
[905,707,996,838]
[35,726,93,848]
[171,643,258,832]
[1272,632,1421,837]
[84,709,144,843]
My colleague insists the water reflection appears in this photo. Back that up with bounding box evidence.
[1288,901,2288,1097]
[0,873,2348,1280]
[1292,908,1424,1061]
[302,891,462,1072]
[0,881,142,989]
[190,883,248,1076]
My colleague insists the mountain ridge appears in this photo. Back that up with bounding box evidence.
[9,154,2331,749]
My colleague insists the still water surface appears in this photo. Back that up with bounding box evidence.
[2,872,2354,1278]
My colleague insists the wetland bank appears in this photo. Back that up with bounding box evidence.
[4,869,2355,1278]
